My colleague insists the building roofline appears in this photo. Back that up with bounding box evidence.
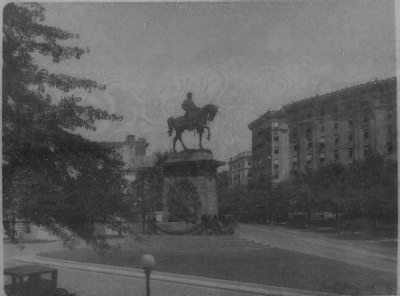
[228,151,252,163]
[248,110,285,130]
[282,76,396,112]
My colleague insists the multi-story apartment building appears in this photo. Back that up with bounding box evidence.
[248,111,290,185]
[283,77,396,172]
[228,151,252,187]
[249,77,396,186]
[100,135,154,181]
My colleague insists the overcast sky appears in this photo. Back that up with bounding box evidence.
[39,1,396,162]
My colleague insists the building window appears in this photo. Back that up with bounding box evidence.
[334,149,339,161]
[274,147,279,154]
[334,122,339,129]
[305,128,312,140]
[348,133,353,142]
[308,141,313,149]
[319,136,325,150]
[320,108,325,117]
[273,164,279,170]
[348,119,353,127]
[248,161,252,166]
[363,130,369,140]
[307,111,313,119]
[274,173,279,180]
[347,103,353,111]
[363,114,369,123]
[387,125,393,138]
[363,145,370,156]
[306,154,312,161]
[387,143,393,153]
[334,135,339,145]
[292,128,298,137]
[293,144,298,151]
[320,152,325,163]
[273,135,279,142]
[348,147,353,158]
[387,111,393,119]
[292,156,298,164]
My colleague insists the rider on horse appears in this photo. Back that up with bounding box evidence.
[181,92,199,126]
[168,92,218,152]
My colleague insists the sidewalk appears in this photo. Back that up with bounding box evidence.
[14,255,349,296]
[237,224,397,273]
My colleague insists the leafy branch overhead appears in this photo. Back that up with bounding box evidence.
[3,3,128,244]
[3,3,122,141]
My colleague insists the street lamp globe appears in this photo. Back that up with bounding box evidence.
[141,254,155,270]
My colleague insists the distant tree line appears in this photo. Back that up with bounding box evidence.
[218,154,397,228]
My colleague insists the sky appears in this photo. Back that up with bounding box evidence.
[38,1,396,162]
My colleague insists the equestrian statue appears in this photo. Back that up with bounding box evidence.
[167,92,218,152]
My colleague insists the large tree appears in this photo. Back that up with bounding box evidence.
[3,3,129,244]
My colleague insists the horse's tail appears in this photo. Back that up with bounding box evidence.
[167,117,174,137]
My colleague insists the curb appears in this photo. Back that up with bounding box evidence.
[14,256,348,296]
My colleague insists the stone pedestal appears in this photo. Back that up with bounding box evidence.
[162,150,224,222]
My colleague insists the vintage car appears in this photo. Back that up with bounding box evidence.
[4,265,74,296]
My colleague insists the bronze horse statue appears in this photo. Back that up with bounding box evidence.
[167,104,218,152]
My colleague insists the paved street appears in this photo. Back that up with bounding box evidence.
[4,239,342,296]
[236,224,397,274]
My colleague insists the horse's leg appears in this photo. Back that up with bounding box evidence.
[205,126,211,140]
[198,128,203,150]
[177,130,188,150]
[173,134,178,152]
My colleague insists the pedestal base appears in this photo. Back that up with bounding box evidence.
[162,150,224,222]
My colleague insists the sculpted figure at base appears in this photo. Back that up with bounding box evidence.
[167,92,218,152]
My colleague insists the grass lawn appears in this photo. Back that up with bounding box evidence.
[40,235,396,295]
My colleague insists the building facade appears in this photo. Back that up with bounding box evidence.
[248,111,290,186]
[249,77,396,185]
[228,151,252,187]
[100,135,154,181]
[283,77,397,172]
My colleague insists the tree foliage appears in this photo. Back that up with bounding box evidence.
[222,155,397,226]
[132,151,166,215]
[282,155,397,225]
[3,3,128,245]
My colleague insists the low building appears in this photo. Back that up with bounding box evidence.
[100,135,155,181]
[228,151,252,187]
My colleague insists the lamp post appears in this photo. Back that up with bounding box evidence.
[141,254,155,296]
